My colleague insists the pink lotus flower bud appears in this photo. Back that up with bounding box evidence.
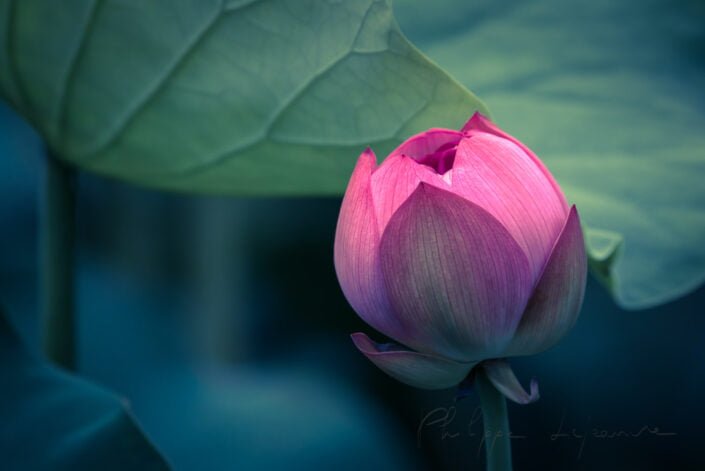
[334,113,587,401]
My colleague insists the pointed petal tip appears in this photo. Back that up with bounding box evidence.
[529,377,540,403]
[415,181,431,193]
[567,205,585,241]
[350,331,376,353]
[412,180,451,199]
[561,205,585,248]
[502,202,587,357]
[482,360,540,405]
[411,182,467,205]
[379,181,533,361]
[459,113,570,218]
[461,111,492,133]
[345,147,377,182]
[334,149,390,339]
[358,147,377,166]
[368,151,453,242]
[379,183,533,360]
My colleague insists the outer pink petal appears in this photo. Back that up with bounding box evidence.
[369,153,449,234]
[451,131,569,280]
[378,184,533,362]
[351,332,475,390]
[503,206,588,357]
[480,359,540,405]
[388,128,464,160]
[461,112,568,210]
[334,149,400,338]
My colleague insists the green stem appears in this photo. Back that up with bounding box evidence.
[40,152,76,369]
[476,368,513,471]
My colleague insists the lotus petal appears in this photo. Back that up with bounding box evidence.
[503,206,587,357]
[334,150,401,338]
[369,153,448,233]
[452,118,569,279]
[481,359,539,405]
[378,183,533,361]
[351,332,475,390]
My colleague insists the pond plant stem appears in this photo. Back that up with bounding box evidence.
[476,368,513,471]
[40,152,76,370]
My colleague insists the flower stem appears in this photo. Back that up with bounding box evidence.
[476,368,513,471]
[40,152,76,369]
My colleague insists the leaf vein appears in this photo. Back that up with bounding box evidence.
[181,2,381,174]
[80,1,228,158]
[54,0,103,145]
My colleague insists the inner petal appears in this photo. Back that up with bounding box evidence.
[415,143,457,174]
[370,154,450,234]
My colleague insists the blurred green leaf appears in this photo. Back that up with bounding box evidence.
[394,0,705,308]
[0,308,169,470]
[0,0,485,195]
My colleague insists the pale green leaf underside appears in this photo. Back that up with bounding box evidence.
[0,0,486,194]
[0,310,168,469]
[394,0,705,308]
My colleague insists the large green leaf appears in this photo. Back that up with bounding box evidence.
[0,0,485,195]
[394,0,705,308]
[0,308,169,470]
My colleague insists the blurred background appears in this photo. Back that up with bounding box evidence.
[2,95,704,470]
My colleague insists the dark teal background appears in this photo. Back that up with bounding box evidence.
[1,99,704,470]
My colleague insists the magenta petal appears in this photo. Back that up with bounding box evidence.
[370,153,449,234]
[451,131,569,280]
[481,359,539,405]
[461,112,567,211]
[503,206,588,357]
[334,150,400,338]
[379,184,533,362]
[351,332,475,390]
[388,128,464,160]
